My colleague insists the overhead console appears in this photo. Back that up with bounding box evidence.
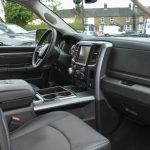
[71,41,105,90]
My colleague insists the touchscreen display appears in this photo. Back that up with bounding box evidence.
[76,46,91,65]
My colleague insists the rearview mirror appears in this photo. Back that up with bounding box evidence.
[73,0,82,4]
[36,29,48,44]
[85,0,97,3]
[73,0,97,4]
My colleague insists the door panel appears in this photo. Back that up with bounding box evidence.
[100,39,150,125]
[0,46,50,88]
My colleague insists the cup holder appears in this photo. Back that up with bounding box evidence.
[37,86,75,102]
[59,92,72,97]
[37,87,65,95]
[44,94,56,100]
[56,87,65,92]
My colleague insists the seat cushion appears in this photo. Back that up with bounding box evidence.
[10,111,110,150]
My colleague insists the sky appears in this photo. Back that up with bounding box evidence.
[59,0,150,9]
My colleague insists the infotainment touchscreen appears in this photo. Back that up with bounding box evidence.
[76,46,91,65]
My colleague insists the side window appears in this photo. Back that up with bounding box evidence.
[0,1,50,46]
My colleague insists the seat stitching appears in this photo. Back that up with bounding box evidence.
[48,125,72,150]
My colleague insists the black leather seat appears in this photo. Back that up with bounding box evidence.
[0,109,111,150]
[30,83,40,91]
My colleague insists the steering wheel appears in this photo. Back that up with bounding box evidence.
[32,28,58,68]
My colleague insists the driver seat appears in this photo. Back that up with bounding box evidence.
[0,108,111,150]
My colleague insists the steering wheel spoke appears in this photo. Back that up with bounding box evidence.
[35,58,42,66]
[32,29,57,68]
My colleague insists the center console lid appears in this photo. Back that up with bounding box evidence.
[0,79,35,110]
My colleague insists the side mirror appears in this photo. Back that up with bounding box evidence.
[73,0,97,4]
[0,42,3,46]
[36,29,48,44]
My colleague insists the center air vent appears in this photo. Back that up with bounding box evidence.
[88,45,101,65]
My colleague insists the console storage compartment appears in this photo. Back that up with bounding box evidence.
[0,79,35,110]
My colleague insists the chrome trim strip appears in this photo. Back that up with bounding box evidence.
[52,95,76,101]
[33,94,44,105]
[34,95,95,111]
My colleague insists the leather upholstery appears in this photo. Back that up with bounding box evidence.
[0,108,110,150]
[10,111,110,150]
[0,108,10,150]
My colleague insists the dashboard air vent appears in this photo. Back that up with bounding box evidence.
[88,45,101,65]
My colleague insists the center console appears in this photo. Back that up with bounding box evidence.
[33,86,94,111]
[0,79,35,110]
[71,41,102,90]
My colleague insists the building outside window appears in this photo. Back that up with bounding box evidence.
[125,24,132,31]
[139,16,144,23]
[100,17,105,24]
[84,18,88,24]
[110,17,114,23]
[126,17,131,22]
[99,24,104,31]
[138,24,144,31]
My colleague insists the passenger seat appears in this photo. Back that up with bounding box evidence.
[0,108,111,150]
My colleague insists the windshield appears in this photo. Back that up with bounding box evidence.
[41,0,150,38]
[7,24,28,34]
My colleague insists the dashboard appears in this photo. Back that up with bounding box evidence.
[57,34,111,90]
[58,33,150,126]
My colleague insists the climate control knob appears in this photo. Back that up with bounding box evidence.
[76,70,80,76]
[80,67,85,73]
[80,73,85,80]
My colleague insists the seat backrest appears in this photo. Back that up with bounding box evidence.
[0,108,10,150]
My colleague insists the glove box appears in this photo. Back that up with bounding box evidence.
[0,79,35,110]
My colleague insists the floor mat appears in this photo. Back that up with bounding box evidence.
[109,118,150,150]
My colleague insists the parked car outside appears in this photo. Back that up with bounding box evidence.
[83,31,98,37]
[0,23,36,46]
[102,25,125,36]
